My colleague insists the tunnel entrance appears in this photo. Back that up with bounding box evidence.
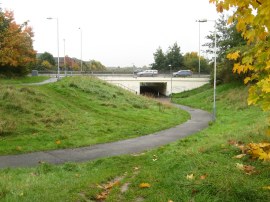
[140,82,167,97]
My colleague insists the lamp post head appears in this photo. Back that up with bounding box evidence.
[47,17,58,21]
[196,19,207,23]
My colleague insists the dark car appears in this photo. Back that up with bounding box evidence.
[173,70,193,77]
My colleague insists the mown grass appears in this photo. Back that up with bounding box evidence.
[0,76,188,154]
[0,76,50,84]
[0,83,269,202]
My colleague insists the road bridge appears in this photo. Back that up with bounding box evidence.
[98,76,209,96]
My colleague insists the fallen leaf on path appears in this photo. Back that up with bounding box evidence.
[236,163,244,170]
[262,186,270,190]
[243,165,256,175]
[233,154,246,159]
[55,140,61,145]
[200,174,207,180]
[258,142,270,148]
[139,183,151,188]
[228,140,246,152]
[95,177,122,201]
[104,181,120,190]
[236,163,256,175]
[16,146,22,151]
[152,155,158,161]
[131,152,145,156]
[96,191,108,200]
[186,174,195,180]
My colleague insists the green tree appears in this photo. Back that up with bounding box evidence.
[204,15,246,83]
[37,52,55,69]
[151,42,184,71]
[205,15,246,60]
[151,47,166,70]
[165,42,184,71]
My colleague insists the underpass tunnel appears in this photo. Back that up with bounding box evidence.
[140,82,167,97]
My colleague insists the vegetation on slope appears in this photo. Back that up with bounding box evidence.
[0,76,188,154]
[0,83,269,202]
[0,76,49,84]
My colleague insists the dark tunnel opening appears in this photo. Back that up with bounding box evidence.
[140,82,167,97]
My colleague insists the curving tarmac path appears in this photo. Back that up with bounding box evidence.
[0,103,212,168]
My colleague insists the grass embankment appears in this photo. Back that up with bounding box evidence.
[0,83,269,202]
[0,76,50,84]
[0,76,188,154]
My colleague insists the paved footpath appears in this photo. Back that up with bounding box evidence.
[0,103,212,168]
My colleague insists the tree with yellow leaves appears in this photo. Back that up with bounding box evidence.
[0,9,36,76]
[210,0,270,112]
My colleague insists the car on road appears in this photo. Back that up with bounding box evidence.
[173,70,193,77]
[137,70,158,77]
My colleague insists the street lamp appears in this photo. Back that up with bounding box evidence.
[196,19,207,77]
[78,27,83,73]
[47,17,60,79]
[169,64,172,101]
[196,19,217,120]
[63,38,66,76]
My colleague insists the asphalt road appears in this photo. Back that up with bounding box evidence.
[0,104,212,168]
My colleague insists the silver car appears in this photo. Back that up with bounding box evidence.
[137,70,158,77]
[173,70,192,77]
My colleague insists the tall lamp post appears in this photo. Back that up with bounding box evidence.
[196,20,204,77]
[197,19,217,120]
[47,17,60,79]
[78,27,83,73]
[169,64,172,101]
[63,38,66,76]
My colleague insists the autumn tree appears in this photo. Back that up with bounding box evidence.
[64,56,74,70]
[210,0,270,112]
[183,52,210,73]
[86,60,106,71]
[0,10,36,76]
[0,8,9,42]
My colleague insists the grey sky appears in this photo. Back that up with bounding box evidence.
[1,0,218,67]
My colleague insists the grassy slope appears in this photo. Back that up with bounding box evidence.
[0,76,188,154]
[0,83,269,202]
[0,76,50,84]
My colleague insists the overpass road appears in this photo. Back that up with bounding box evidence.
[98,75,210,96]
[36,73,210,96]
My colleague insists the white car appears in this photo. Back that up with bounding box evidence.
[137,70,158,77]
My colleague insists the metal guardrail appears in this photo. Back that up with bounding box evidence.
[36,71,210,79]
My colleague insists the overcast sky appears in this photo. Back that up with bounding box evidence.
[1,0,218,67]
